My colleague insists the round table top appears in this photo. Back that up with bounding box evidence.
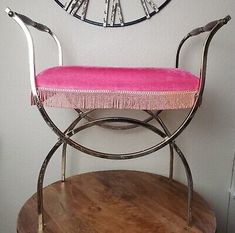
[17,170,216,233]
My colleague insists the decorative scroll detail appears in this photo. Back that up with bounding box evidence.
[103,0,124,27]
[65,0,89,20]
[140,0,159,18]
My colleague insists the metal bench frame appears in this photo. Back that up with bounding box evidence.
[5,7,231,232]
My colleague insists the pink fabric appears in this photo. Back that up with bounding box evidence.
[34,66,200,110]
[36,66,199,92]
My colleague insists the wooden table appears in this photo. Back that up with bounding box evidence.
[17,170,216,233]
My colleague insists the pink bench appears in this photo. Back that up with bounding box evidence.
[6,7,231,232]
[34,66,199,110]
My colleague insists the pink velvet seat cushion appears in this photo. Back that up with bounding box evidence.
[34,66,200,110]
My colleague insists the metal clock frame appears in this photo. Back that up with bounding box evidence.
[54,0,172,27]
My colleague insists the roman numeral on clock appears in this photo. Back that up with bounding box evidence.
[65,0,89,20]
[141,0,159,19]
[103,0,124,27]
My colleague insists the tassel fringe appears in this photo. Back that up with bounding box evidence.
[31,88,197,110]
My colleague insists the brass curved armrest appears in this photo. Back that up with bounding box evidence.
[188,15,231,37]
[175,15,231,106]
[16,13,52,34]
[176,15,231,69]
[6,7,52,34]
[5,7,63,97]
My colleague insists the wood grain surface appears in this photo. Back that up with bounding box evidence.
[17,170,216,233]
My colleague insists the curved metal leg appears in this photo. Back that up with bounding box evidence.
[61,143,67,182]
[169,144,174,181]
[37,115,193,232]
[60,109,95,182]
[38,109,193,230]
[37,117,168,232]
[173,143,193,225]
[37,140,63,232]
[146,110,193,224]
[145,111,175,181]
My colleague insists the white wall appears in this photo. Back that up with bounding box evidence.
[0,0,235,232]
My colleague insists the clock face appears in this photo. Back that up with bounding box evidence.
[54,0,172,27]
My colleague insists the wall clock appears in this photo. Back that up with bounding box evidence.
[54,0,172,27]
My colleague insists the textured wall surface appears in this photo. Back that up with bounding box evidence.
[0,0,235,232]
